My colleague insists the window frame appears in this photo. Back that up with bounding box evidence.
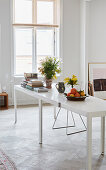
[13,0,58,26]
[36,27,56,71]
[13,0,33,24]
[36,0,56,25]
[13,0,60,76]
[14,27,35,75]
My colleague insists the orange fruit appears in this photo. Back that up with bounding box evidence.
[67,93,71,96]
[80,91,85,96]
[75,92,80,97]
[70,94,74,97]
[70,88,77,94]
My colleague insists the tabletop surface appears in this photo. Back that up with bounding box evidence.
[0,93,8,96]
[15,85,106,117]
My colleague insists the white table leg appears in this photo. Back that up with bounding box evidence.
[14,88,17,124]
[39,99,43,144]
[54,106,56,119]
[101,116,105,155]
[87,116,92,170]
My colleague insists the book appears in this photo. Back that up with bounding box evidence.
[34,87,49,93]
[26,85,34,91]
[24,73,38,79]
[27,83,43,87]
[28,79,43,84]
[27,80,44,87]
[21,81,28,88]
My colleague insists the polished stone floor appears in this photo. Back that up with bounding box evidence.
[0,105,106,170]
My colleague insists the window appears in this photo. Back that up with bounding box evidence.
[37,1,54,24]
[36,29,55,70]
[15,28,33,74]
[14,0,32,23]
[13,0,60,75]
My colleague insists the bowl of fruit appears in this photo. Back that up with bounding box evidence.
[65,88,86,101]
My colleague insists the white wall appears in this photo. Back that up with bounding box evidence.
[0,0,12,104]
[88,0,106,62]
[79,0,106,90]
[79,0,91,92]
[80,0,86,90]
[0,0,81,105]
[62,0,80,78]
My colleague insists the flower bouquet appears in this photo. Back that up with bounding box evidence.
[38,57,61,88]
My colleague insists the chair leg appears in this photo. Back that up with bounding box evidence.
[52,108,75,130]
[66,114,87,135]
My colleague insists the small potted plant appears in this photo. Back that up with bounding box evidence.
[39,57,61,88]
[64,75,78,88]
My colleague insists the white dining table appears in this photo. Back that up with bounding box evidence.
[14,85,106,170]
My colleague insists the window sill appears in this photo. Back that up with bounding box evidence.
[13,74,61,79]
[14,75,24,78]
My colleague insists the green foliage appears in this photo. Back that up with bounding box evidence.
[39,57,61,79]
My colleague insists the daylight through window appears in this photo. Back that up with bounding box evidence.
[13,0,60,75]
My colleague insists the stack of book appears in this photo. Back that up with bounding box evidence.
[21,73,38,88]
[24,73,38,81]
[21,80,28,88]
[21,73,48,92]
[26,81,49,92]
[26,80,44,90]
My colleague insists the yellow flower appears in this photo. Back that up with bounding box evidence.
[72,77,77,81]
[53,74,57,79]
[64,77,70,84]
[56,69,61,74]
[72,75,76,78]
[38,67,44,75]
[71,75,77,81]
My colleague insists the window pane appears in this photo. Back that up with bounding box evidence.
[37,29,54,55]
[15,28,33,75]
[55,28,60,58]
[36,29,54,69]
[14,0,32,23]
[37,1,54,24]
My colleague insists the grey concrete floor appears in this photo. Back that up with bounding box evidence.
[0,105,106,170]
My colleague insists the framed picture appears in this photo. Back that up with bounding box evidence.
[88,63,106,99]
[88,63,106,83]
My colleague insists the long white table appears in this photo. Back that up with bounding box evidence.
[14,85,106,170]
